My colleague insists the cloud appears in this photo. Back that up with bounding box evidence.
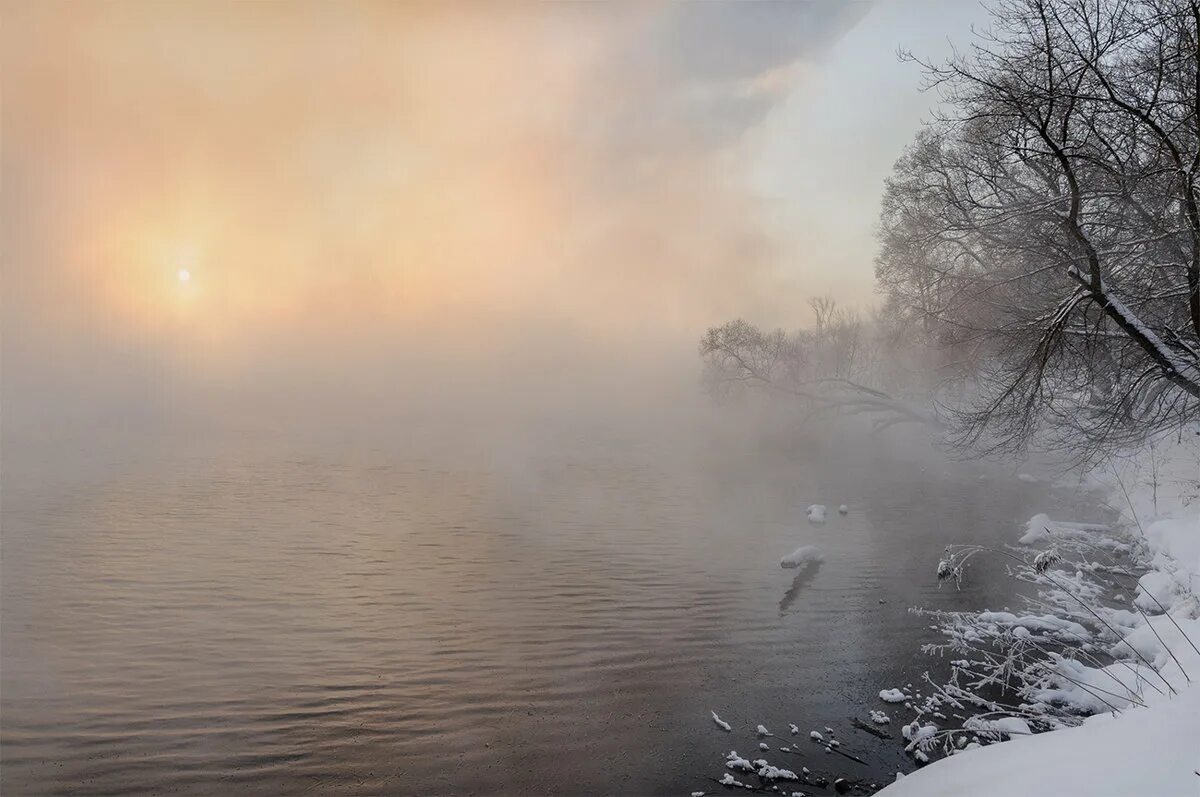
[1,1,872,427]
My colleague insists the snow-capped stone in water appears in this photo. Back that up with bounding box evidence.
[830,740,840,747]
[807,504,827,524]
[691,792,706,797]
[756,724,772,737]
[789,723,800,735]
[824,726,834,735]
[720,773,737,786]
[780,545,823,569]
[870,710,891,724]
[838,505,849,515]
[759,742,770,750]
[726,752,754,772]
[754,761,798,780]
[711,711,732,731]
[879,688,907,703]
[809,730,823,741]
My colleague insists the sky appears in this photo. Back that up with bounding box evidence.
[1,0,990,434]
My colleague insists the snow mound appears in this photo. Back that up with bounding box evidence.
[870,710,891,724]
[1019,513,1121,547]
[780,545,824,569]
[807,504,827,524]
[1133,569,1191,614]
[962,716,1031,740]
[879,688,907,703]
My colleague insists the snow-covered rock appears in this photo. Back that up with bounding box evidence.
[780,545,823,569]
[725,751,754,772]
[879,688,907,703]
[806,505,827,524]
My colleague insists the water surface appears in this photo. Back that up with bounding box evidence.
[2,417,1076,795]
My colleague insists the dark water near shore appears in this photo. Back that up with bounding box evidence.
[1,415,1087,795]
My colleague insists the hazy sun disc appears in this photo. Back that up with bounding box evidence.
[177,268,191,282]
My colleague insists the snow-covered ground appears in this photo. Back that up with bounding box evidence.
[879,438,1200,796]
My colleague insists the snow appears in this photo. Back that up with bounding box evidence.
[788,723,800,735]
[806,504,827,524]
[691,792,705,796]
[1133,569,1189,614]
[710,711,731,732]
[880,664,1200,796]
[961,716,1031,740]
[756,724,772,737]
[879,688,907,703]
[870,710,891,724]
[809,731,823,741]
[972,611,1090,641]
[752,760,798,780]
[780,545,823,569]
[758,742,769,750]
[1018,513,1113,545]
[879,439,1200,797]
[725,751,754,772]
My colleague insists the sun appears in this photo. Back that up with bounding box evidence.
[177,268,192,283]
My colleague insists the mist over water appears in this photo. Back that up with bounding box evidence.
[2,373,1091,795]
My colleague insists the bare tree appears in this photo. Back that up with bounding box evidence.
[878,0,1200,461]
[699,307,939,433]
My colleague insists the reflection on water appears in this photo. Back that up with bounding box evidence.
[778,563,823,616]
[1,422,1077,795]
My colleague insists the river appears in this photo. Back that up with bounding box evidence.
[1,411,1089,795]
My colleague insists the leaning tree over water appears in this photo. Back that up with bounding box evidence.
[878,0,1200,460]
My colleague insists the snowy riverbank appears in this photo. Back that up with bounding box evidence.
[879,439,1200,796]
